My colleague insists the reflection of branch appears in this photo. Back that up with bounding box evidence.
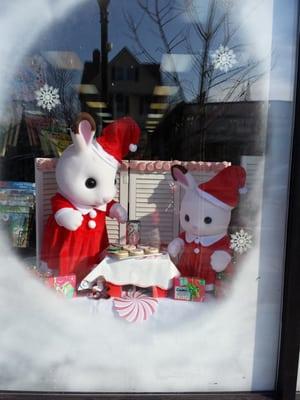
[184,0,264,103]
[209,65,247,89]
[137,0,157,24]
[222,68,266,101]
[153,0,185,99]
[162,12,184,27]
[123,11,159,64]
[197,0,217,103]
[125,0,186,101]
[158,0,172,16]
[212,13,227,36]
[185,1,207,41]
[168,28,187,50]
[125,0,264,105]
[47,66,79,127]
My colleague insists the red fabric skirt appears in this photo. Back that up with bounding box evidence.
[41,215,109,283]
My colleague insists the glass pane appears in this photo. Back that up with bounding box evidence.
[0,0,298,393]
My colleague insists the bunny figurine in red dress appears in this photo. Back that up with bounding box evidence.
[40,114,140,282]
[168,165,246,292]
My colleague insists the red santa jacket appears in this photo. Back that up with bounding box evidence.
[41,193,115,282]
[178,232,233,285]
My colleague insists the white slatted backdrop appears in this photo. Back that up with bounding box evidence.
[239,155,264,227]
[35,158,259,262]
[241,155,264,193]
[127,161,232,246]
[128,172,180,247]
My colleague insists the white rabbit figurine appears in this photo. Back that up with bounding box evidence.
[40,113,140,282]
[168,164,246,291]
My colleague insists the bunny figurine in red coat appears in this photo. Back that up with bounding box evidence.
[168,165,246,292]
[40,113,140,282]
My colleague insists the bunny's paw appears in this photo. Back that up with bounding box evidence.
[55,208,83,231]
[210,250,231,272]
[168,238,184,258]
[109,203,127,223]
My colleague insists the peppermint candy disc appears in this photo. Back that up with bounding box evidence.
[113,291,158,322]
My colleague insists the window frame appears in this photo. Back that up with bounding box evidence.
[1,4,300,400]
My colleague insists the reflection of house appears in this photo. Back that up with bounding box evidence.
[152,100,271,164]
[0,107,46,182]
[81,47,161,157]
[108,48,160,123]
[80,50,293,165]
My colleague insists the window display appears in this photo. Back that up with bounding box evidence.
[0,0,299,396]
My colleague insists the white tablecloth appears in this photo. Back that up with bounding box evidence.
[78,252,180,290]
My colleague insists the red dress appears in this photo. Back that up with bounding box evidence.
[41,193,115,282]
[178,232,232,285]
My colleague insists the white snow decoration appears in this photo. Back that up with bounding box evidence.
[230,229,252,254]
[113,291,158,323]
[211,45,237,73]
[35,83,60,111]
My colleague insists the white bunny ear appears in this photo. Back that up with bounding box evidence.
[71,113,96,152]
[171,165,197,190]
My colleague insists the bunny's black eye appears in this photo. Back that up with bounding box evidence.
[85,178,97,189]
[204,216,212,224]
[114,178,117,185]
[185,214,190,222]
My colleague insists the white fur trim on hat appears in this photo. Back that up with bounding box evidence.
[129,143,137,152]
[196,188,233,211]
[92,140,119,169]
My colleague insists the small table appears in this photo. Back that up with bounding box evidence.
[78,252,180,291]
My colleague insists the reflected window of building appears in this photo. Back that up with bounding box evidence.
[115,93,129,114]
[139,95,151,116]
[112,66,138,82]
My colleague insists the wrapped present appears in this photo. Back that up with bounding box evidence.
[45,275,76,298]
[173,277,205,302]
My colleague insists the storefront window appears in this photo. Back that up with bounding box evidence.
[0,0,299,395]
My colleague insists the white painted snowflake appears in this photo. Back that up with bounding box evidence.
[35,83,60,111]
[230,229,252,254]
[211,45,237,73]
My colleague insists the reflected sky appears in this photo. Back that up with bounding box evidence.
[25,0,298,101]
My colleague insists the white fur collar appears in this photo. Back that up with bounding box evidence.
[59,192,107,214]
[185,232,226,246]
[74,203,107,214]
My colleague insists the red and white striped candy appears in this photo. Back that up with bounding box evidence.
[113,291,158,323]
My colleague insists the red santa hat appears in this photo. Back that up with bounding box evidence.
[93,117,140,169]
[197,166,247,210]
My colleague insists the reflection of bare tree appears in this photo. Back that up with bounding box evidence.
[182,0,265,161]
[47,67,80,127]
[124,0,266,161]
[124,0,187,101]
[124,0,264,104]
[185,0,264,104]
